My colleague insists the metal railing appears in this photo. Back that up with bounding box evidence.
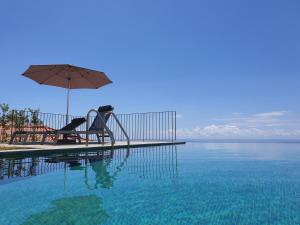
[105,111,176,142]
[0,110,176,144]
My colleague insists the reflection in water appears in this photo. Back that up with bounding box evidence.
[124,145,178,179]
[0,146,177,224]
[1,143,300,225]
[0,157,41,181]
[0,145,178,185]
[84,149,124,190]
[21,195,108,225]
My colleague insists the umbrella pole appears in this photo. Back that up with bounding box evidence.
[66,88,70,124]
[66,79,71,125]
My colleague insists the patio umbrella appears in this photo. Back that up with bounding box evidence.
[22,64,112,124]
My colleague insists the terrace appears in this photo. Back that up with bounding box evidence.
[0,109,184,155]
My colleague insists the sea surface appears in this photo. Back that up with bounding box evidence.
[0,142,299,225]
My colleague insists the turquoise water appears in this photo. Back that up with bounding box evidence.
[0,142,300,225]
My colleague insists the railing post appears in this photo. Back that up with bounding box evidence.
[86,114,89,146]
[175,111,177,141]
[10,110,14,142]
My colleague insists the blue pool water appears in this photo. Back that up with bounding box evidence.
[0,142,300,225]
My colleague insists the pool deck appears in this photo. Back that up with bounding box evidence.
[0,141,185,156]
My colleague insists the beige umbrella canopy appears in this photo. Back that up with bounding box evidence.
[22,64,112,123]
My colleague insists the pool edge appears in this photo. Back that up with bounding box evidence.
[0,141,186,157]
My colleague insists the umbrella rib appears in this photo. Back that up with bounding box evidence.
[72,65,104,74]
[77,71,99,88]
[23,69,49,75]
[39,67,66,84]
[58,67,93,88]
[78,69,112,87]
[23,65,65,75]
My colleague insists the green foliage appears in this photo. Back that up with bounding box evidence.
[0,103,10,142]
[0,103,9,127]
[10,110,29,129]
[28,108,43,125]
[0,103,44,142]
[0,104,43,127]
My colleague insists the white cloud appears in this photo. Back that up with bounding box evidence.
[254,111,288,118]
[177,125,300,139]
[178,110,300,139]
[176,114,183,119]
[211,111,291,128]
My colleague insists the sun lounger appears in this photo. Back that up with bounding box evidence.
[42,105,114,144]
[88,105,114,143]
[9,117,86,145]
[9,105,114,145]
[42,117,87,144]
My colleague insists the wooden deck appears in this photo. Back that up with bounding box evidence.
[0,141,186,156]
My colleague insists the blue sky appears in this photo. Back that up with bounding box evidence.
[1,0,300,139]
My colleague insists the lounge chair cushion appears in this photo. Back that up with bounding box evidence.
[60,117,86,131]
[89,105,113,131]
[98,105,114,112]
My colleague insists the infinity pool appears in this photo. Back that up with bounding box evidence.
[0,142,300,225]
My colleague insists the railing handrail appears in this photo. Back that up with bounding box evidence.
[2,109,176,119]
[115,110,176,116]
[86,109,115,146]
